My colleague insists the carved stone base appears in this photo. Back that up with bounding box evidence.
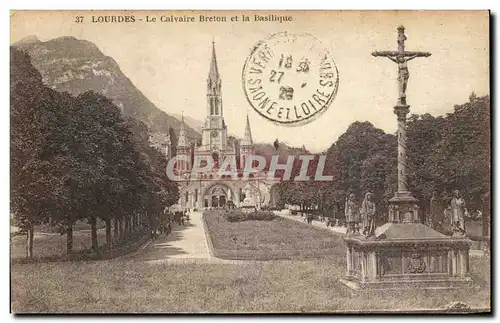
[340,277,472,291]
[388,193,419,223]
[342,223,472,290]
[389,191,418,203]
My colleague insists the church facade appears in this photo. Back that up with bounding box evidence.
[166,42,277,209]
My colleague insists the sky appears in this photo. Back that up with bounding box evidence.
[10,10,489,152]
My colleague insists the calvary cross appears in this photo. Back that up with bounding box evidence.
[372,25,431,106]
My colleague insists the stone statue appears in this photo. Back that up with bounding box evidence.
[429,191,442,230]
[450,190,466,236]
[345,193,360,234]
[372,25,431,106]
[360,192,376,237]
[386,54,420,105]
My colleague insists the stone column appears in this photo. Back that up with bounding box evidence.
[449,250,457,276]
[346,247,352,276]
[394,105,411,195]
[388,105,418,223]
[457,249,469,277]
[368,252,378,281]
[197,186,203,209]
[360,252,366,282]
[235,189,241,207]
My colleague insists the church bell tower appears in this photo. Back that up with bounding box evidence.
[202,40,227,152]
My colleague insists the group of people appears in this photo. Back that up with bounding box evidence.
[151,221,172,240]
[173,210,190,226]
[150,209,190,240]
[298,192,377,237]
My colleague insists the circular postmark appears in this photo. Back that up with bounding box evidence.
[242,32,339,126]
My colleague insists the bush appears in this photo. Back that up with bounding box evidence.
[224,210,277,222]
[262,206,282,211]
[291,210,298,215]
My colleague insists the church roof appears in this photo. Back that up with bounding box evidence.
[374,223,449,240]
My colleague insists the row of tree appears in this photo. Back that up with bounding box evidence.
[10,47,179,258]
[273,93,491,221]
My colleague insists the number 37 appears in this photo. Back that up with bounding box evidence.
[75,16,84,23]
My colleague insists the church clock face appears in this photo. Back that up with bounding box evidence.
[211,130,218,138]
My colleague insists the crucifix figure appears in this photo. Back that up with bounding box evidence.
[372,25,431,106]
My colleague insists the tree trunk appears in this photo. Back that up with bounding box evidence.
[90,216,98,250]
[105,219,112,246]
[124,216,129,236]
[118,218,124,239]
[66,219,73,254]
[113,218,119,241]
[26,222,34,259]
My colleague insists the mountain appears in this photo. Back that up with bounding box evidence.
[254,142,310,155]
[12,35,201,149]
[171,113,204,133]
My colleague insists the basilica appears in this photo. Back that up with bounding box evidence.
[166,42,276,209]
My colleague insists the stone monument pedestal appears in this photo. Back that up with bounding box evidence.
[341,223,472,290]
[240,196,256,213]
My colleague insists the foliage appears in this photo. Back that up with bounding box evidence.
[10,47,179,257]
[406,95,490,213]
[224,210,277,222]
[275,96,490,221]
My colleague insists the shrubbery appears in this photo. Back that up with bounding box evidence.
[261,206,282,211]
[224,210,277,222]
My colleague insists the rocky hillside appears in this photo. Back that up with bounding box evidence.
[12,35,201,148]
[171,113,204,133]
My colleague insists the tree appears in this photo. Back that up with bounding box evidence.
[406,95,490,212]
[11,47,180,257]
[10,47,73,257]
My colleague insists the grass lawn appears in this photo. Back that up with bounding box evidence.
[10,228,107,260]
[10,256,490,313]
[203,211,345,260]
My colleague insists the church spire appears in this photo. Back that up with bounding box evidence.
[208,39,219,80]
[207,39,222,117]
[177,112,187,148]
[241,114,253,146]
